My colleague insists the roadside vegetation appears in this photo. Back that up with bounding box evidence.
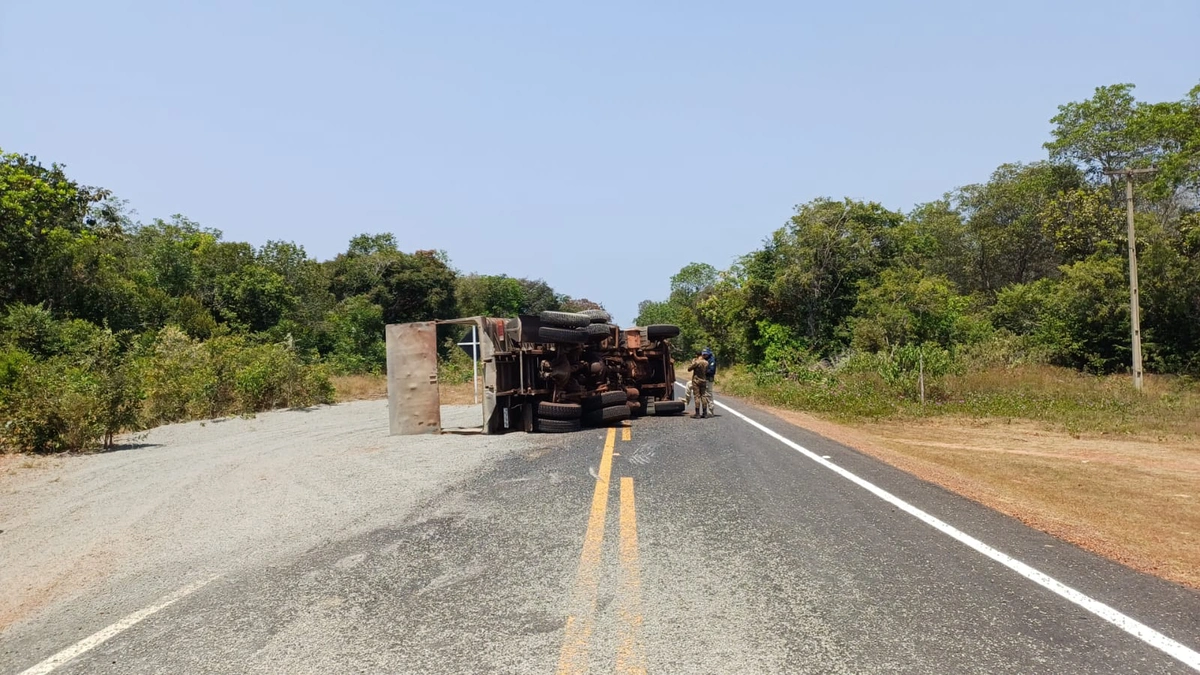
[0,154,602,453]
[719,363,1200,439]
[634,83,1200,587]
[639,83,1200,429]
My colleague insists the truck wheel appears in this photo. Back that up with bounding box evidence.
[538,326,588,344]
[646,324,681,340]
[537,401,582,420]
[580,309,612,324]
[583,404,631,426]
[539,311,591,329]
[585,323,615,340]
[536,418,582,433]
[582,390,628,411]
[654,400,686,415]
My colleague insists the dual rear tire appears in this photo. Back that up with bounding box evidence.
[535,401,582,433]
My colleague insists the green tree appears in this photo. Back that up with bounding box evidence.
[668,263,718,306]
[327,234,459,325]
[696,268,751,365]
[213,264,295,333]
[255,240,334,350]
[560,297,606,313]
[952,162,1083,293]
[1038,186,1125,263]
[129,217,220,298]
[325,295,387,373]
[456,274,525,317]
[741,198,907,355]
[1138,212,1200,373]
[515,278,562,314]
[1037,252,1132,372]
[1045,84,1146,182]
[0,150,120,312]
[849,267,982,351]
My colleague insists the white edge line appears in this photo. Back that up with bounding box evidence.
[19,575,220,675]
[678,383,1200,671]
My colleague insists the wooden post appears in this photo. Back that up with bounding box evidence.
[1103,167,1156,391]
[919,348,925,405]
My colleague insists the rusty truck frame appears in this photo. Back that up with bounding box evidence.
[385,313,683,435]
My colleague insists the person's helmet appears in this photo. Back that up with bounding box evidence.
[701,347,713,357]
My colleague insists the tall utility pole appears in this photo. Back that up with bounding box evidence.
[1103,166,1157,391]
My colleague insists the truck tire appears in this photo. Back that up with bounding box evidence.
[536,418,582,433]
[645,324,681,340]
[539,311,591,329]
[580,309,612,324]
[585,323,614,340]
[582,390,628,411]
[583,404,631,426]
[654,400,686,415]
[537,401,582,420]
[538,326,588,344]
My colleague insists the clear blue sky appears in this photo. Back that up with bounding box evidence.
[3,0,1197,325]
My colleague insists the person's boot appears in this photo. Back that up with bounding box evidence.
[692,408,701,418]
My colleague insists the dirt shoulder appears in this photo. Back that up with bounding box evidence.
[749,403,1200,589]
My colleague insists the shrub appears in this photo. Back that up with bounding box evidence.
[752,320,813,379]
[0,358,105,453]
[138,326,219,425]
[138,327,334,424]
[437,341,476,385]
[233,342,334,413]
[325,295,386,374]
[957,331,1052,371]
[0,319,142,452]
[0,302,63,357]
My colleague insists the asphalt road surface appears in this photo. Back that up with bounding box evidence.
[2,394,1198,674]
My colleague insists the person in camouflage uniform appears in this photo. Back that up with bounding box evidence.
[701,347,716,413]
[686,351,710,418]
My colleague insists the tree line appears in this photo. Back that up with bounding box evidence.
[0,152,601,451]
[637,83,1200,381]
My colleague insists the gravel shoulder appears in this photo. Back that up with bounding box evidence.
[0,401,530,638]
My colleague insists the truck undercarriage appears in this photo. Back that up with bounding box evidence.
[385,311,684,435]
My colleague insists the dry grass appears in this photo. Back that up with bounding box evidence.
[0,454,60,478]
[331,375,388,402]
[438,382,478,405]
[722,363,1200,439]
[761,406,1200,589]
[331,375,478,406]
[942,367,1200,439]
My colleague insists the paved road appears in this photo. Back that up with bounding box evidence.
[3,394,1199,673]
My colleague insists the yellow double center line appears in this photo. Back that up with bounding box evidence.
[558,425,646,674]
[617,476,646,673]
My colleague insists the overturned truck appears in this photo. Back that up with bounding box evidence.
[385,310,685,435]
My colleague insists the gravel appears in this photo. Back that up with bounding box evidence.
[0,401,532,636]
